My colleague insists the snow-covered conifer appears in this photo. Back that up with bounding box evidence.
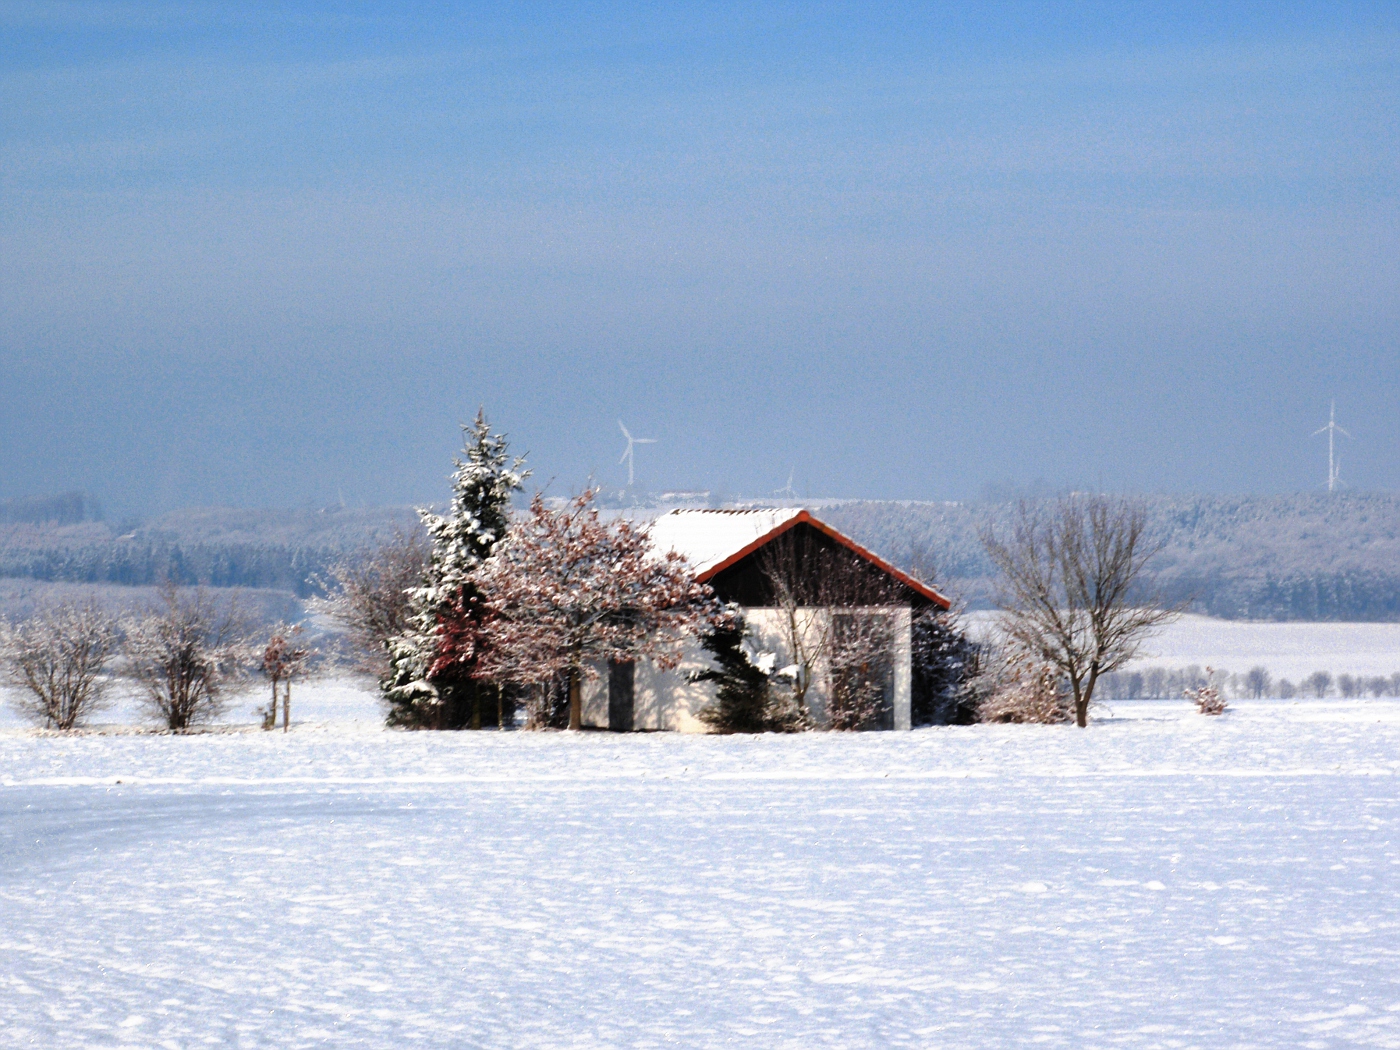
[384,410,527,728]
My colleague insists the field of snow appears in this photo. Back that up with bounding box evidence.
[3,685,1399,1048]
[1126,615,1400,680]
[965,612,1400,681]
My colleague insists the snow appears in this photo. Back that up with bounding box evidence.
[3,683,1400,1047]
[646,508,803,575]
[1124,614,1400,680]
[966,612,1400,681]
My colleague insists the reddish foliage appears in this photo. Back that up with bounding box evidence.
[473,491,718,687]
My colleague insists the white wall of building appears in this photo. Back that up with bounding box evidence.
[581,604,914,732]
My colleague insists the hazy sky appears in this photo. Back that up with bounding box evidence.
[2,2,1396,515]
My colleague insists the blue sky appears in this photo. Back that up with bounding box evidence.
[1,2,1396,514]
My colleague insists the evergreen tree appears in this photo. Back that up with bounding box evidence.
[384,410,528,728]
[692,613,773,733]
[911,610,980,725]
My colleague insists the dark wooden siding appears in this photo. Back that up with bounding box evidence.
[705,521,933,609]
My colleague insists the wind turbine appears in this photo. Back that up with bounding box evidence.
[617,419,656,488]
[1311,400,1351,493]
[775,469,798,502]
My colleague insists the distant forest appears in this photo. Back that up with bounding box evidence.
[0,498,417,598]
[821,493,1400,621]
[2,491,1399,620]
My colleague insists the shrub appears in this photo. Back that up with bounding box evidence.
[1,601,118,730]
[974,652,1072,725]
[1185,668,1228,715]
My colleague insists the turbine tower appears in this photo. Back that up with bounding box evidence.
[617,419,656,488]
[775,469,798,502]
[1311,400,1351,493]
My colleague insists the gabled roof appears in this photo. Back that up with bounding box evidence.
[645,508,950,608]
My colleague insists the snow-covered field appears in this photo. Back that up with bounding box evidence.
[965,613,1400,681]
[1126,615,1400,680]
[3,686,1399,1048]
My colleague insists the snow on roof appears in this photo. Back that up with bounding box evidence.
[645,508,804,577]
[645,507,950,607]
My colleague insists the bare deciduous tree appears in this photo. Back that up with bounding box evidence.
[124,583,245,731]
[757,530,909,725]
[475,491,717,730]
[1,601,119,730]
[981,496,1181,728]
[1304,670,1332,699]
[1244,665,1272,700]
[316,530,429,682]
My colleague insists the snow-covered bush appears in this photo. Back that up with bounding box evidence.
[973,651,1072,725]
[827,610,897,731]
[124,583,246,731]
[1,600,119,730]
[1185,669,1228,715]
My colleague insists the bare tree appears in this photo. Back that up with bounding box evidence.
[124,583,245,731]
[261,623,313,731]
[1,601,119,730]
[756,529,909,725]
[316,530,429,682]
[827,610,896,730]
[1304,670,1332,699]
[981,496,1181,728]
[475,491,717,730]
[1244,665,1272,700]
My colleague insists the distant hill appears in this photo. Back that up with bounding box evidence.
[3,492,1399,620]
[0,504,419,597]
[821,493,1400,621]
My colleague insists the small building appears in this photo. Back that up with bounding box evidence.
[580,508,950,732]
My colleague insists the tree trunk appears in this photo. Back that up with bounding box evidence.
[471,682,482,730]
[568,667,582,731]
[1075,664,1100,728]
[282,679,290,732]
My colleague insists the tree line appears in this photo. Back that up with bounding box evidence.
[1094,665,1400,701]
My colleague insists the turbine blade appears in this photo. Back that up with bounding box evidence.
[1336,426,1352,439]
[1311,426,1328,436]
[618,420,631,440]
[636,438,657,444]
[619,448,630,464]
